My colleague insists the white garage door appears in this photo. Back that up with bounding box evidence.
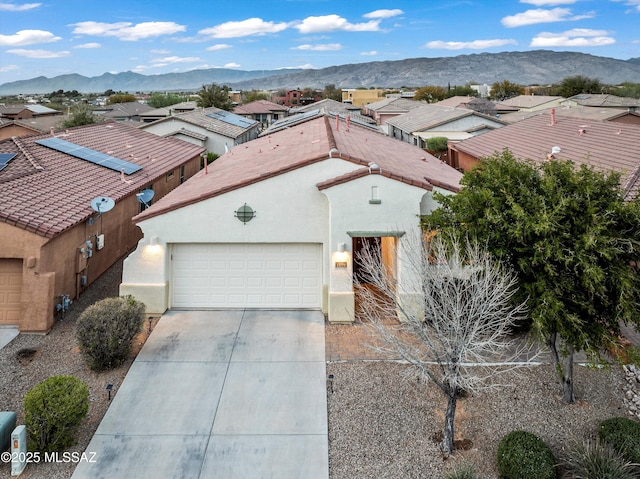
[171,243,322,309]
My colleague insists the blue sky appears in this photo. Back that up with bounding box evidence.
[1,0,639,85]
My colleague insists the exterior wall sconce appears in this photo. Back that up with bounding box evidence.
[335,243,349,268]
[235,203,256,224]
[150,236,159,246]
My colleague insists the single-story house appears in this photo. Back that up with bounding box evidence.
[120,114,463,323]
[496,95,565,112]
[96,102,154,122]
[499,105,640,125]
[561,94,640,111]
[0,122,205,332]
[139,101,199,123]
[447,113,640,201]
[362,97,425,128]
[141,107,260,157]
[386,104,507,148]
[0,104,62,120]
[233,100,290,129]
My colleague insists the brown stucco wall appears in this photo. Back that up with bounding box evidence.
[0,124,40,141]
[0,153,202,332]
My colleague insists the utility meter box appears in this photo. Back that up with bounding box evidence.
[11,425,26,476]
[0,411,16,452]
[96,234,105,250]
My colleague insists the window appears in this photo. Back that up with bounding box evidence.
[166,171,174,181]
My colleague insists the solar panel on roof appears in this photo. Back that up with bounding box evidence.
[0,153,17,171]
[35,137,142,175]
[205,110,257,128]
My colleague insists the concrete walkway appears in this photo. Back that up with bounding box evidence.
[0,326,18,350]
[72,309,328,479]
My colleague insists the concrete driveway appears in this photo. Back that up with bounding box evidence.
[72,309,328,479]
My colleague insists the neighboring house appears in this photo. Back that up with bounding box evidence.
[140,107,260,156]
[288,99,377,127]
[448,113,640,201]
[120,114,463,323]
[0,114,87,140]
[386,104,507,148]
[341,89,384,107]
[98,102,154,122]
[271,90,319,107]
[138,101,201,123]
[434,96,478,109]
[362,97,425,128]
[0,104,62,120]
[233,100,290,129]
[500,105,640,125]
[561,94,640,111]
[496,95,565,112]
[0,122,205,332]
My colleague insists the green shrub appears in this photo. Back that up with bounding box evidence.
[599,417,640,464]
[562,438,640,479]
[76,295,145,371]
[25,376,89,452]
[497,430,556,479]
[445,462,478,479]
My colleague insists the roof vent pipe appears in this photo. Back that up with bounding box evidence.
[550,108,556,126]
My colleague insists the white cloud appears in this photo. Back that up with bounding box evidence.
[501,8,593,27]
[614,0,640,12]
[70,21,186,41]
[295,15,380,33]
[0,30,60,46]
[199,18,288,38]
[224,62,240,68]
[531,28,616,46]
[150,49,170,54]
[206,43,232,51]
[0,64,19,72]
[6,48,70,58]
[292,43,342,51]
[74,42,101,49]
[151,56,201,64]
[0,2,41,11]
[424,39,518,50]
[363,9,404,19]
[360,50,378,56]
[520,0,576,5]
[278,64,314,70]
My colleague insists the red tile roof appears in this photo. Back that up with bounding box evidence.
[452,114,640,200]
[135,114,463,222]
[0,121,205,238]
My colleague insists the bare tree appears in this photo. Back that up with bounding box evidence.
[355,233,536,454]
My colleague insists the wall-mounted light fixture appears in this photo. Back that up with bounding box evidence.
[335,242,349,268]
[150,236,158,246]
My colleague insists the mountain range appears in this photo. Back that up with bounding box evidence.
[1,50,639,96]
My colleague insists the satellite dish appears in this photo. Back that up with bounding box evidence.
[136,189,155,207]
[91,196,115,214]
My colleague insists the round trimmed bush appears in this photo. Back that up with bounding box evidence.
[76,295,145,371]
[497,430,556,479]
[25,375,89,452]
[599,417,640,464]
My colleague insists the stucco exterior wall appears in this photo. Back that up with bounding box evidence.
[121,158,442,322]
[0,154,201,332]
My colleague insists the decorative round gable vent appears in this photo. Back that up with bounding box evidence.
[235,203,256,224]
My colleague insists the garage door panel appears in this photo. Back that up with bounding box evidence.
[172,244,322,309]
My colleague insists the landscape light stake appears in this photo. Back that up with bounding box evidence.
[148,316,153,333]
[327,374,334,393]
[106,384,113,401]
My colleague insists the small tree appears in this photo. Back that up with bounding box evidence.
[426,136,449,159]
[488,79,524,101]
[424,151,640,403]
[76,295,145,371]
[243,90,269,103]
[62,103,97,128]
[107,93,137,104]
[555,75,606,97]
[147,92,184,108]
[197,83,233,110]
[415,85,448,103]
[355,233,533,454]
[25,376,89,452]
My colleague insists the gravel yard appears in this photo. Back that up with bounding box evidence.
[0,255,632,479]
